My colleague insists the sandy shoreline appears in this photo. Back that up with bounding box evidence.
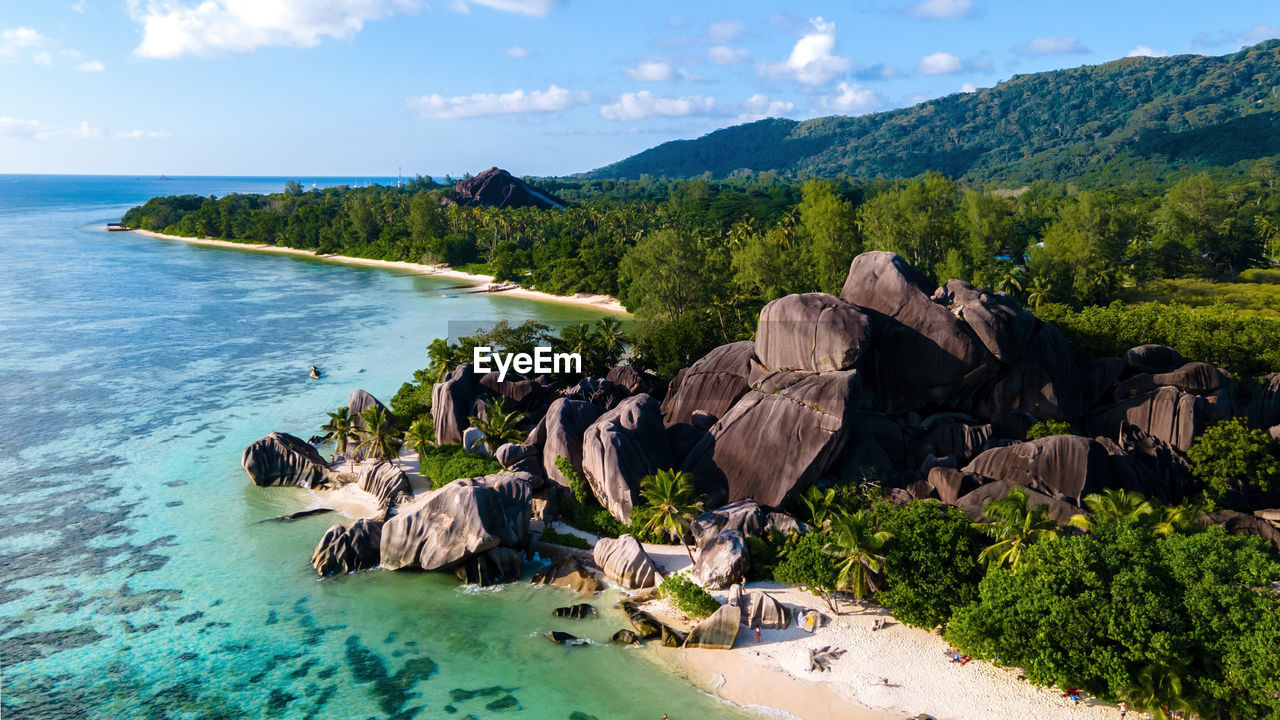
[305,464,1121,720]
[125,228,630,314]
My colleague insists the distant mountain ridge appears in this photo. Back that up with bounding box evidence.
[581,40,1280,186]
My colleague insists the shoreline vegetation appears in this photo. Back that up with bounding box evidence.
[126,228,630,314]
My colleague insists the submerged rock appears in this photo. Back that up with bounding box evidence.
[552,604,596,619]
[592,535,659,589]
[242,432,332,488]
[546,630,590,647]
[311,519,383,577]
[454,546,524,586]
[530,555,602,596]
[610,629,640,645]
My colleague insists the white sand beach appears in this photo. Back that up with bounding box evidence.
[126,229,630,314]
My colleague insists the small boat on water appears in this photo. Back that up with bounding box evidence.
[309,365,321,379]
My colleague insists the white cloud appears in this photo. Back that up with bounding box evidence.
[760,16,852,85]
[72,0,88,12]
[738,93,794,121]
[960,82,977,92]
[599,91,715,121]
[0,116,168,141]
[130,0,418,58]
[820,81,885,114]
[407,84,588,119]
[2,27,49,48]
[113,129,173,139]
[76,60,105,71]
[502,45,527,58]
[1127,45,1168,58]
[1014,36,1089,56]
[0,116,41,139]
[1237,24,1279,46]
[917,51,964,75]
[706,19,744,43]
[626,60,674,82]
[708,45,750,65]
[452,0,558,16]
[908,0,973,20]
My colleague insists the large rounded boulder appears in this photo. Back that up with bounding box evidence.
[753,293,872,373]
[839,252,992,413]
[682,370,861,507]
[1086,386,1209,451]
[592,534,659,589]
[242,432,332,488]
[379,471,533,573]
[581,394,672,523]
[432,364,480,445]
[962,435,1112,505]
[661,341,755,426]
[348,389,389,427]
[694,529,749,590]
[357,460,413,510]
[536,398,606,487]
[312,519,383,577]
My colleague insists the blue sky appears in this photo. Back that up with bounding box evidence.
[0,0,1276,176]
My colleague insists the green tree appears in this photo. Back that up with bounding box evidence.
[873,501,984,629]
[321,406,355,459]
[357,406,402,463]
[797,179,859,292]
[774,531,842,612]
[823,510,891,604]
[1187,418,1280,509]
[1125,665,1193,720]
[798,486,838,530]
[466,397,528,454]
[618,229,712,320]
[403,416,434,459]
[858,172,960,281]
[1068,489,1155,533]
[974,487,1059,570]
[634,469,704,564]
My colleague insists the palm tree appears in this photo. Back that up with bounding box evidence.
[823,510,892,604]
[593,317,628,361]
[356,406,402,464]
[467,397,527,454]
[1025,274,1053,309]
[1153,501,1206,536]
[975,487,1059,570]
[321,407,354,460]
[995,264,1025,296]
[635,469,705,564]
[426,338,457,384]
[403,416,434,459]
[798,486,838,530]
[1126,665,1194,720]
[1069,489,1155,533]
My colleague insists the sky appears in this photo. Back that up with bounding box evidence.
[0,0,1277,177]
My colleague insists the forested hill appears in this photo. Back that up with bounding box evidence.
[582,40,1280,187]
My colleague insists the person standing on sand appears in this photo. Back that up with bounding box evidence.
[1119,701,1127,718]
[754,625,761,643]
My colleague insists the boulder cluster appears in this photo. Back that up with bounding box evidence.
[243,250,1280,630]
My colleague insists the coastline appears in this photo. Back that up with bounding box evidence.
[126,228,631,314]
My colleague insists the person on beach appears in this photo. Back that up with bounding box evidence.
[754,625,761,643]
[1118,701,1127,718]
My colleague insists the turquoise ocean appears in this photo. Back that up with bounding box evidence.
[0,176,751,720]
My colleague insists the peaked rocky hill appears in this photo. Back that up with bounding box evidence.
[444,167,568,210]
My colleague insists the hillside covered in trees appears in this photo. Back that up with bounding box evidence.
[583,40,1280,187]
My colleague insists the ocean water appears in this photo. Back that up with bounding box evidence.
[0,176,748,720]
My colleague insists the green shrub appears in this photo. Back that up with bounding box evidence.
[556,456,594,508]
[553,455,665,542]
[539,526,591,550]
[418,444,501,489]
[1187,418,1280,509]
[389,374,433,424]
[872,501,983,629]
[1026,419,1074,440]
[1036,300,1280,373]
[773,531,840,594]
[657,574,720,619]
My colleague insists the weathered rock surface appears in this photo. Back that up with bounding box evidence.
[683,603,738,650]
[840,252,991,413]
[754,293,872,373]
[433,364,479,445]
[462,427,490,455]
[764,512,808,536]
[741,592,791,630]
[619,600,664,639]
[545,630,589,646]
[661,341,755,426]
[843,413,907,475]
[1244,373,1280,429]
[1152,362,1230,396]
[955,480,1082,526]
[910,421,994,467]
[607,365,666,398]
[611,629,641,645]
[242,432,332,488]
[581,394,672,522]
[1086,386,1208,451]
[530,554,602,596]
[536,398,606,487]
[380,472,532,572]
[969,322,1081,420]
[691,501,766,546]
[695,530,749,590]
[963,435,1111,505]
[682,370,861,507]
[311,519,382,577]
[592,535,659,589]
[348,389,388,427]
[1125,345,1185,373]
[1210,509,1280,548]
[445,167,567,210]
[454,547,524,586]
[553,603,596,619]
[357,460,412,510]
[478,371,549,411]
[927,467,986,505]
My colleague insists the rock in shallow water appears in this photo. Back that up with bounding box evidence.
[530,554,602,596]
[311,518,383,577]
[242,432,332,488]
